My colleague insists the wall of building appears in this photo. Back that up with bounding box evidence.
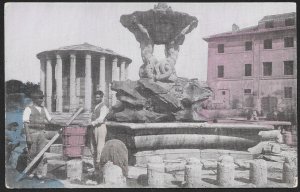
[206,28,296,113]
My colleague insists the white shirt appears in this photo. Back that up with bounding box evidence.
[23,105,52,123]
[91,102,109,127]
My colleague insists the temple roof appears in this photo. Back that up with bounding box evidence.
[37,43,132,64]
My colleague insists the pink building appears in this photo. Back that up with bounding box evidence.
[203,12,296,114]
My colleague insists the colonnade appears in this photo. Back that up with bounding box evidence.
[39,52,129,113]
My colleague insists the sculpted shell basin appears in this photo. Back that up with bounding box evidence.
[120,9,198,44]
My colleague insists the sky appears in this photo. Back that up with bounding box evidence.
[5,2,296,83]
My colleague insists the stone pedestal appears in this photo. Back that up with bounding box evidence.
[217,155,234,187]
[249,159,267,186]
[282,157,297,185]
[67,159,83,181]
[184,157,203,188]
[283,131,293,145]
[147,155,165,187]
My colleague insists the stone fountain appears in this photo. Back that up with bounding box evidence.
[106,3,273,165]
[107,3,212,123]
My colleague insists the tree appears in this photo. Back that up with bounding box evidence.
[5,80,25,94]
[5,80,40,97]
[23,81,40,97]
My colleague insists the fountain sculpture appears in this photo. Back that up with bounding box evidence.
[107,3,213,123]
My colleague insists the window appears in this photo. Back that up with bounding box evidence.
[284,61,294,75]
[222,91,226,95]
[265,21,274,28]
[285,18,295,26]
[244,89,252,94]
[264,39,272,49]
[245,64,252,76]
[284,87,292,98]
[284,37,294,47]
[245,41,252,51]
[263,62,272,76]
[218,44,224,53]
[217,65,224,78]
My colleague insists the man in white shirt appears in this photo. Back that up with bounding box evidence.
[23,90,57,179]
[87,90,109,176]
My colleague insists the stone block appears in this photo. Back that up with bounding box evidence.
[147,162,165,187]
[103,161,126,187]
[47,159,66,180]
[282,157,297,185]
[217,155,235,187]
[185,158,204,188]
[66,159,83,181]
[249,159,268,186]
[44,152,63,161]
[50,144,63,154]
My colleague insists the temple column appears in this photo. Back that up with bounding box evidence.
[40,58,46,95]
[70,53,77,112]
[46,56,52,112]
[125,63,129,80]
[84,53,92,112]
[56,54,63,112]
[99,55,106,92]
[120,60,126,81]
[111,57,118,105]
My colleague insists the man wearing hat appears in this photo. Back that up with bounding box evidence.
[23,90,57,179]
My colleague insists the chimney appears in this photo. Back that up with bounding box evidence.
[232,23,239,32]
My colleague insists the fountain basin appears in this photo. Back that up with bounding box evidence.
[106,122,274,152]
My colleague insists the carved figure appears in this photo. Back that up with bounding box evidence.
[154,19,198,82]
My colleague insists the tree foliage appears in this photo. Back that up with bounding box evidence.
[5,80,40,97]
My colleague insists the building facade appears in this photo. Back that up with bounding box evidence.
[203,12,296,114]
[36,43,132,113]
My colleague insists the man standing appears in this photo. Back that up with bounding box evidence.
[23,90,57,179]
[87,90,109,174]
